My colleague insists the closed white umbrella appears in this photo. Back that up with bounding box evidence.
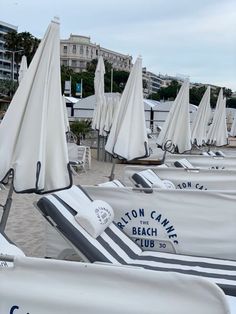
[207,89,228,146]
[105,57,149,161]
[191,86,211,146]
[92,55,107,136]
[230,112,236,136]
[62,94,70,133]
[104,93,120,132]
[18,55,28,83]
[157,79,191,153]
[0,19,72,195]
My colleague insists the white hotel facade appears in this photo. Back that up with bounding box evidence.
[60,34,132,73]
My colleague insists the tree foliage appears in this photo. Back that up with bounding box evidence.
[148,80,181,101]
[148,81,233,109]
[0,79,18,97]
[61,59,129,98]
[227,98,236,109]
[70,120,92,145]
[4,30,40,72]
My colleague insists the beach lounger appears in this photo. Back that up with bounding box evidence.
[123,165,236,190]
[173,158,195,169]
[201,151,226,157]
[0,255,230,314]
[131,169,176,189]
[36,185,236,297]
[165,154,236,170]
[98,180,125,188]
[68,143,91,174]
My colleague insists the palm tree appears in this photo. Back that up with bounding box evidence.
[4,31,40,82]
[70,120,92,145]
[4,30,23,80]
[19,32,40,64]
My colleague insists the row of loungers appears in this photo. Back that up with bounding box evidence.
[36,185,236,298]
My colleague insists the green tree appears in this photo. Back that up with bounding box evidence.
[223,88,232,99]
[189,86,206,106]
[70,120,92,145]
[148,93,160,101]
[4,30,40,80]
[87,59,129,93]
[148,80,181,101]
[4,30,22,79]
[18,32,40,64]
[0,79,18,97]
[227,98,236,109]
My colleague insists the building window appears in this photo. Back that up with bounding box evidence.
[72,60,77,67]
[80,46,83,55]
[72,45,76,54]
[63,45,68,53]
[80,61,86,69]
[86,47,89,56]
[62,60,68,66]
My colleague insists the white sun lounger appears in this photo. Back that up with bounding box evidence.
[0,255,230,314]
[124,165,236,190]
[131,169,176,189]
[36,185,236,298]
[165,154,236,170]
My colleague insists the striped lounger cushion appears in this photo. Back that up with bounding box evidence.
[36,185,236,297]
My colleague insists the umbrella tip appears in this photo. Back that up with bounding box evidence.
[52,16,60,24]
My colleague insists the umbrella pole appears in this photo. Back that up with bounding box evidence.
[97,131,100,161]
[109,158,116,181]
[162,150,167,163]
[0,180,14,232]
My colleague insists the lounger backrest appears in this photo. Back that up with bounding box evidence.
[132,169,175,189]
[174,158,194,169]
[37,187,142,264]
[208,151,217,156]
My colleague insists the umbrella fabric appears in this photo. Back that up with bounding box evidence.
[104,93,120,132]
[157,79,191,153]
[92,56,107,136]
[207,89,228,146]
[0,20,72,194]
[105,57,149,161]
[230,112,236,136]
[18,55,28,83]
[191,86,211,146]
[62,95,70,133]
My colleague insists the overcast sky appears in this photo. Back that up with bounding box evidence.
[1,0,236,90]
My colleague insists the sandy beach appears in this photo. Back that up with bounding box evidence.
[2,157,127,258]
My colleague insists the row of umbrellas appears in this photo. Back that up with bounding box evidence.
[157,80,228,153]
[0,16,230,199]
[0,19,150,228]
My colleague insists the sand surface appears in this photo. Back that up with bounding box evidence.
[2,158,127,257]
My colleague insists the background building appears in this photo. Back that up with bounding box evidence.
[0,20,18,80]
[60,34,132,72]
[142,68,164,97]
